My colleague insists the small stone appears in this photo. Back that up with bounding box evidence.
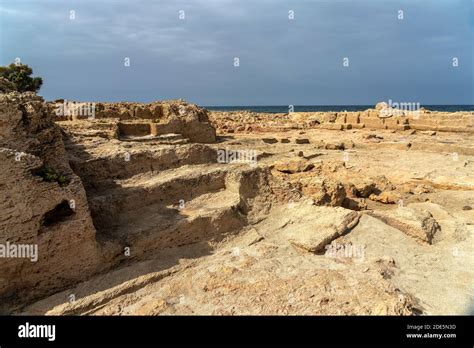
[365,134,383,140]
[262,138,278,144]
[324,142,345,150]
[376,256,396,266]
[375,102,388,110]
[274,159,314,174]
[369,191,400,204]
[412,184,433,195]
[295,138,310,144]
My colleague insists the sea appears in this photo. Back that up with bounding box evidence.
[205,105,474,113]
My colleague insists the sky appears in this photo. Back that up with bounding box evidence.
[0,0,473,105]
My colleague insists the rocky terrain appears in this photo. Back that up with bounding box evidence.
[1,93,473,315]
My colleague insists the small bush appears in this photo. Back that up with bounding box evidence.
[35,167,70,187]
[0,63,43,93]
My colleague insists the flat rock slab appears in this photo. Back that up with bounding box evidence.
[368,207,440,244]
[284,206,360,253]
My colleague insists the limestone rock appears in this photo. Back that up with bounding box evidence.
[369,207,440,244]
[262,137,278,144]
[285,207,360,252]
[348,178,376,198]
[373,175,395,191]
[412,184,434,195]
[0,92,103,304]
[274,159,314,174]
[369,191,400,204]
[324,142,345,150]
[295,138,310,144]
[302,178,346,206]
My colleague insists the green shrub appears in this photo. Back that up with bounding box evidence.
[0,63,43,93]
[36,167,70,187]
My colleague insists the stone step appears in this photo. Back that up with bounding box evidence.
[119,133,188,144]
[103,189,244,258]
[68,144,218,188]
[88,163,238,230]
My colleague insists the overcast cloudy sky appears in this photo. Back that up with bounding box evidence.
[0,0,472,105]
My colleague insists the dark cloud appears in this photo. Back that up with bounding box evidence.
[1,0,472,105]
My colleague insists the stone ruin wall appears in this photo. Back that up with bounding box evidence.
[50,99,217,143]
[290,107,474,133]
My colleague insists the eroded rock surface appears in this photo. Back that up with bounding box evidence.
[0,92,103,306]
[2,98,473,315]
[284,206,360,252]
[368,207,441,244]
